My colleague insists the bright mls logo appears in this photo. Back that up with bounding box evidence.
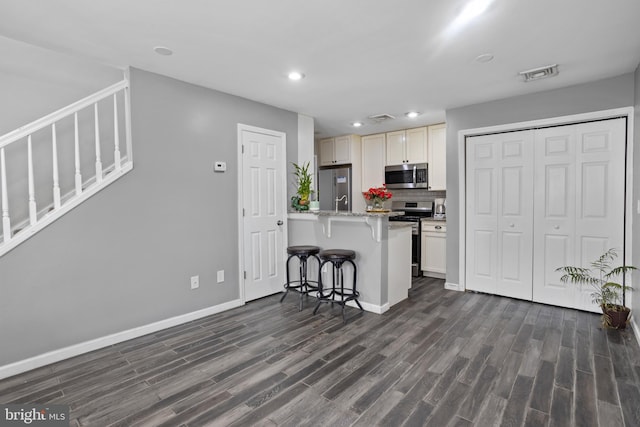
[1,405,68,426]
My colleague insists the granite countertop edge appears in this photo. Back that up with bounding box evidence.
[288,210,404,218]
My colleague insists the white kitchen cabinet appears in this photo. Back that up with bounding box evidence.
[421,221,446,278]
[386,127,427,166]
[361,133,386,191]
[427,123,446,190]
[319,135,356,166]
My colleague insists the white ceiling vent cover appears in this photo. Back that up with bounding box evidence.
[368,113,396,123]
[519,64,559,82]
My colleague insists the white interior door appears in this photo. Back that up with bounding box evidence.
[533,118,626,311]
[240,126,286,302]
[466,130,534,300]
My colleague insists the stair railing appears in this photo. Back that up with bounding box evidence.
[0,78,133,256]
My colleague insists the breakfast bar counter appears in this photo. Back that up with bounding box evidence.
[288,210,412,313]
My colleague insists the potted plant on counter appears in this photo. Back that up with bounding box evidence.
[556,248,635,329]
[291,161,313,211]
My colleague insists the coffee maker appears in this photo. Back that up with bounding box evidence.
[433,198,446,219]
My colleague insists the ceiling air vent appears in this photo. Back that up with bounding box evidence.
[368,113,396,123]
[519,64,559,82]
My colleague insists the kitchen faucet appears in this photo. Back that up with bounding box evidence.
[335,195,347,212]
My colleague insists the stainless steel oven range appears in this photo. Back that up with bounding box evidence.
[388,201,432,277]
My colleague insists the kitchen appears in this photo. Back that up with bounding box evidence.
[289,122,448,311]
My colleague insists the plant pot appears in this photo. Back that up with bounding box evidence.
[601,304,630,329]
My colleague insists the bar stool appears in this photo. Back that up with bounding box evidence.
[313,249,363,322]
[280,245,321,311]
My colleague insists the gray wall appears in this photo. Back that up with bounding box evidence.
[445,73,636,286]
[0,68,298,365]
[0,36,122,135]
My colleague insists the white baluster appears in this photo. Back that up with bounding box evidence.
[27,135,37,226]
[113,93,121,171]
[94,103,103,183]
[124,85,133,164]
[52,123,61,209]
[1,148,11,242]
[74,112,82,195]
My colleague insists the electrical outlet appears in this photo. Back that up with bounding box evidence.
[190,275,199,289]
[217,270,224,283]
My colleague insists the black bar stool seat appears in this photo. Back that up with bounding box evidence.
[280,245,321,311]
[314,249,363,322]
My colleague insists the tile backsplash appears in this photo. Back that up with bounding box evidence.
[389,189,446,204]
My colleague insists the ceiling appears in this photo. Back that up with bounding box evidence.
[2,0,640,138]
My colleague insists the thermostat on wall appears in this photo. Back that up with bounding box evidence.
[214,161,227,172]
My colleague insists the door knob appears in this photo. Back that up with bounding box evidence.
[277,220,284,226]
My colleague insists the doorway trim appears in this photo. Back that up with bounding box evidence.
[237,123,288,304]
[456,107,634,295]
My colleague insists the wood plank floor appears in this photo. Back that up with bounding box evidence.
[2,277,640,426]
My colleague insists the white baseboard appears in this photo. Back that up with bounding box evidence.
[344,299,388,314]
[0,299,244,381]
[445,281,462,291]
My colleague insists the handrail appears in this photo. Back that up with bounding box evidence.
[0,77,133,256]
[0,79,128,150]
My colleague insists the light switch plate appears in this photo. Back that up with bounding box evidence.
[214,161,227,172]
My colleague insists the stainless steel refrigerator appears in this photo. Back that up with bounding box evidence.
[318,166,352,212]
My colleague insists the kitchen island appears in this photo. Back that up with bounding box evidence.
[288,210,412,314]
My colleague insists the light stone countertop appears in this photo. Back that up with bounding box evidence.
[288,210,404,218]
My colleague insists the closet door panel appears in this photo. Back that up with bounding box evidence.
[496,132,533,300]
[466,137,498,294]
[533,127,578,308]
[573,119,626,311]
[466,131,533,300]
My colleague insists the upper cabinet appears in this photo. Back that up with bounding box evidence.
[361,133,386,191]
[428,123,446,191]
[319,135,356,166]
[386,127,427,166]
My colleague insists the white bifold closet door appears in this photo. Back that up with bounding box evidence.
[532,119,626,311]
[465,130,534,300]
[466,118,626,312]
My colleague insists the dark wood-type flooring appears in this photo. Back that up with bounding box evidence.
[2,277,640,426]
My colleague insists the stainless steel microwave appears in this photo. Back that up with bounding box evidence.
[384,163,428,189]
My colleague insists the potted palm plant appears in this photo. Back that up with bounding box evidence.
[291,161,313,211]
[556,248,635,329]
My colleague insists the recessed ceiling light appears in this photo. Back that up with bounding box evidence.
[288,71,305,81]
[352,122,363,128]
[475,53,494,63]
[405,111,420,119]
[154,46,173,56]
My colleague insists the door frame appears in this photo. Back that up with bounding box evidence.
[237,123,288,304]
[456,107,634,296]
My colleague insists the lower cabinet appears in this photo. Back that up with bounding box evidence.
[421,221,446,278]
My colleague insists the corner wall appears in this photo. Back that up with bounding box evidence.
[445,73,635,287]
[0,68,298,367]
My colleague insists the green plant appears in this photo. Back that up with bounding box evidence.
[292,161,312,201]
[556,248,635,327]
